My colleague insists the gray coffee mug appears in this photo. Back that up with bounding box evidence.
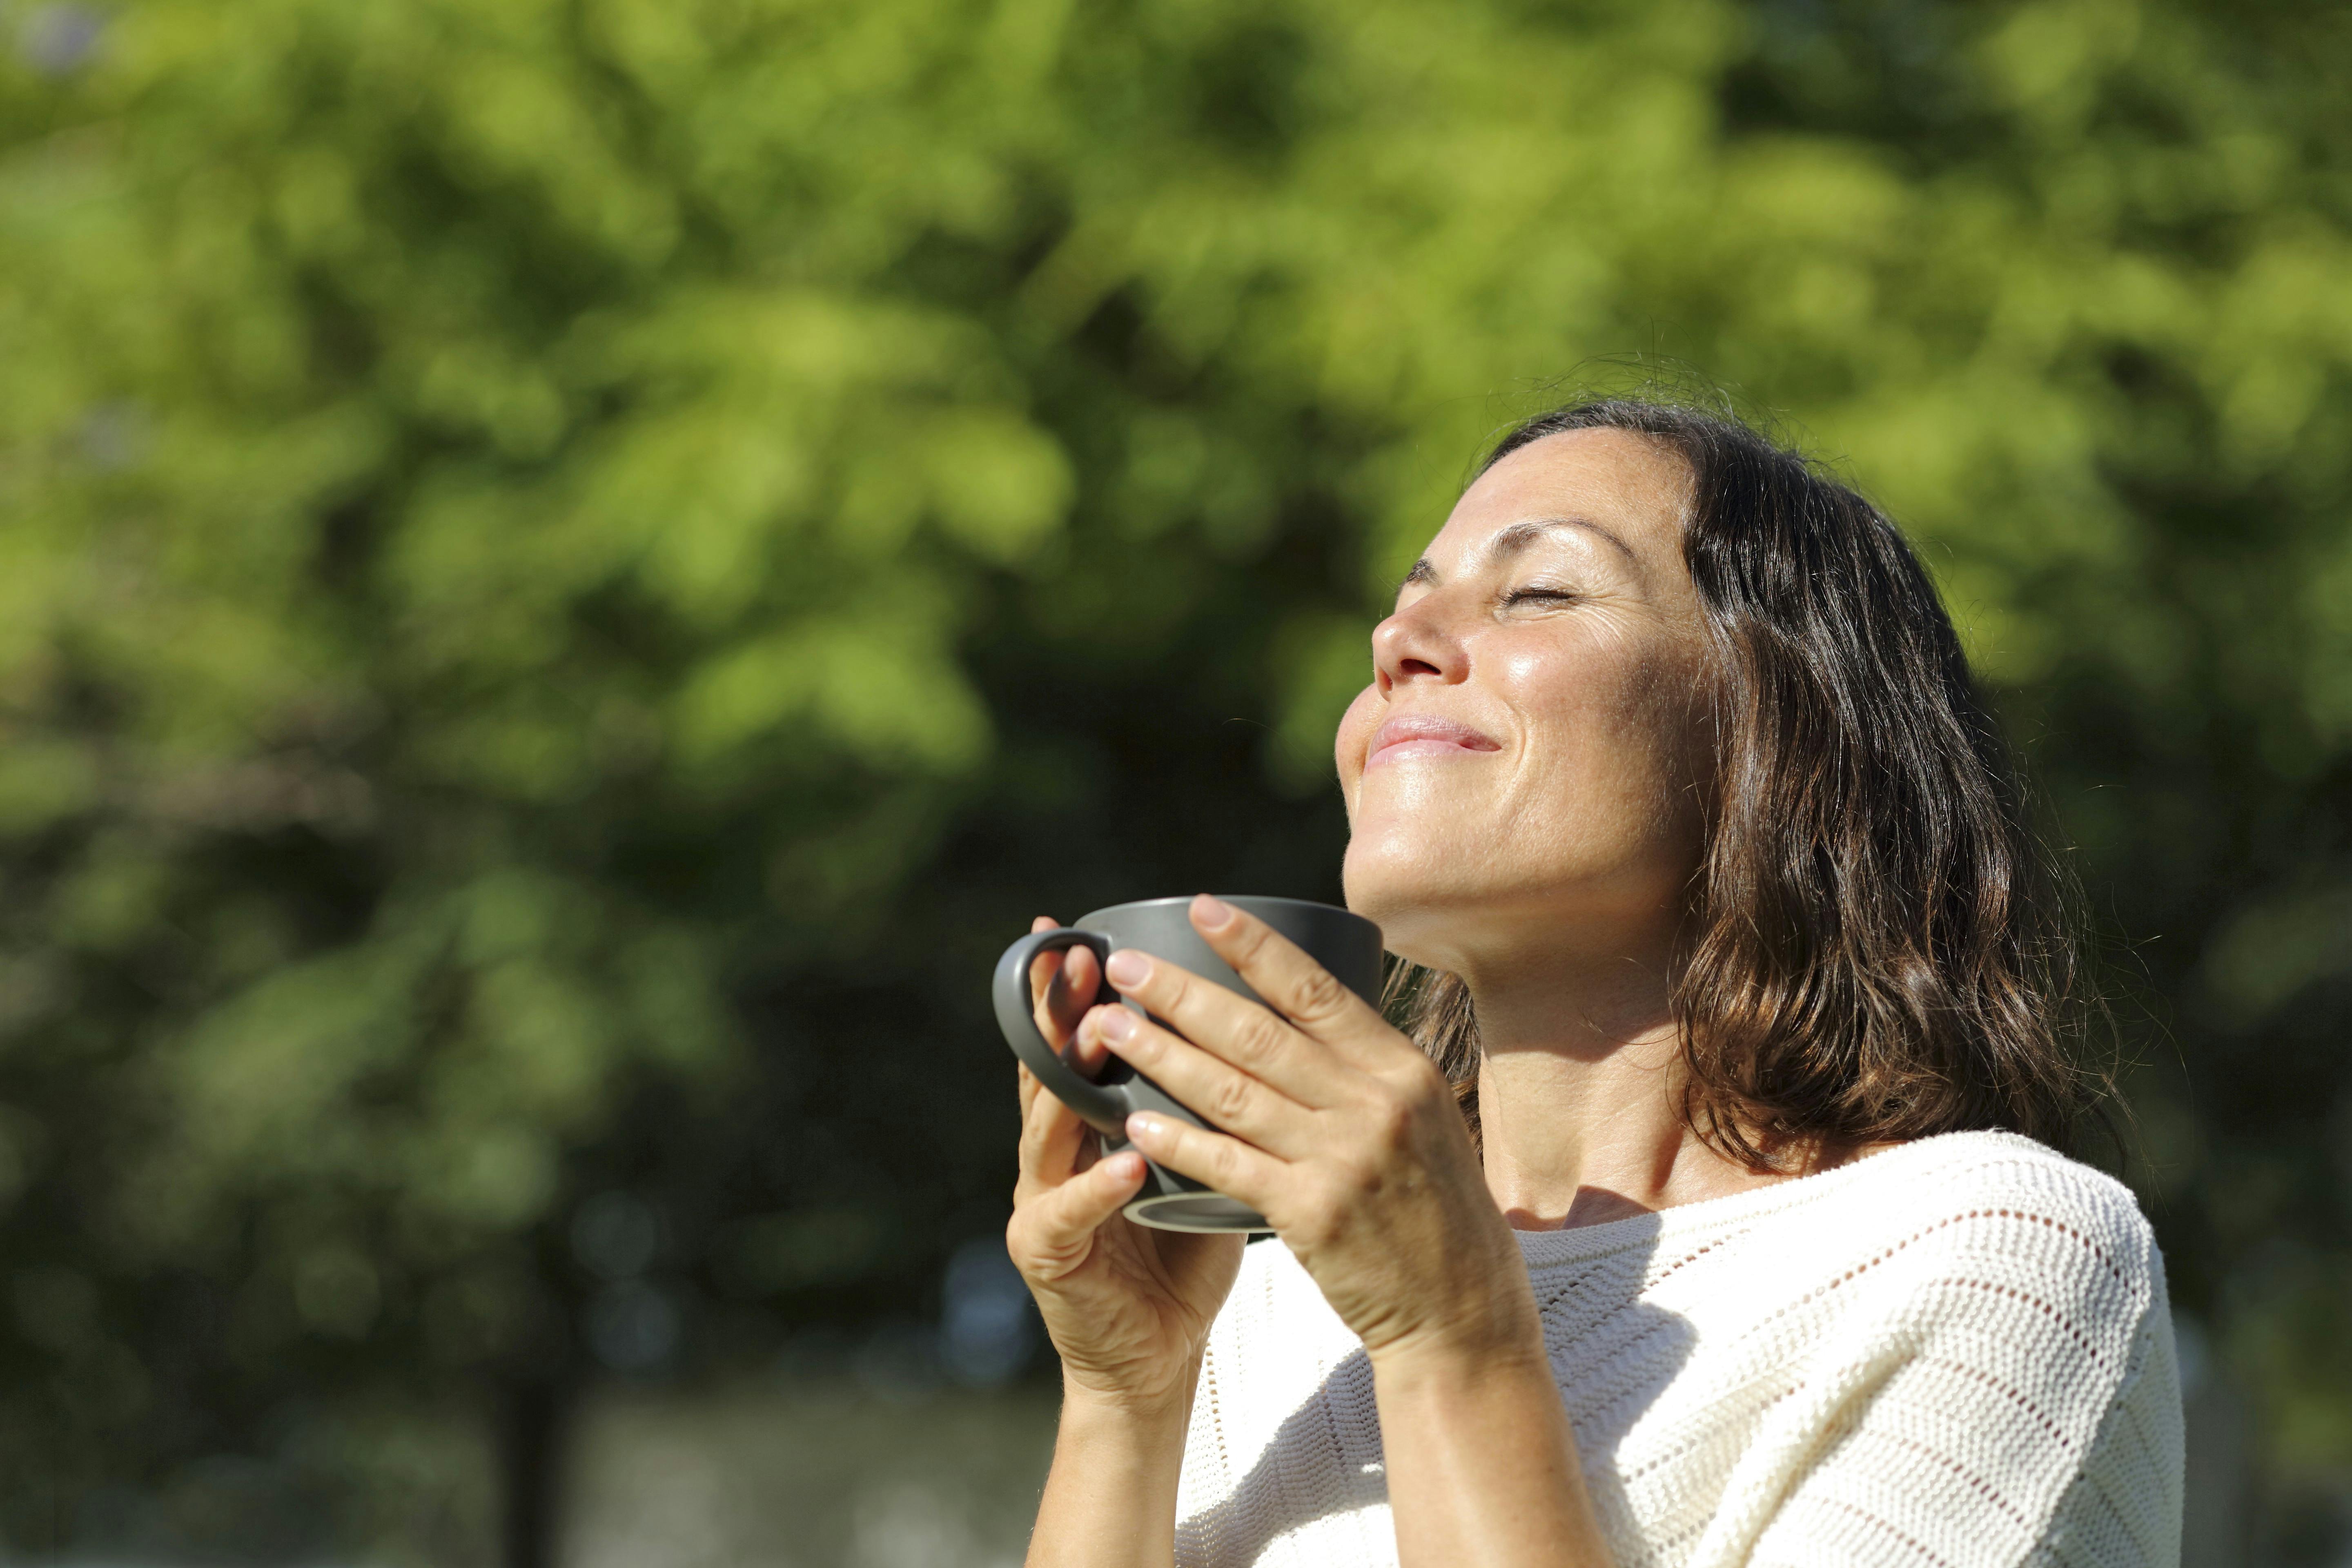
[993,896,1385,1233]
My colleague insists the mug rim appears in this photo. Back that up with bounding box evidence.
[1076,893,1371,927]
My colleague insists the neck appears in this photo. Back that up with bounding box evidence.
[1457,937,1787,1230]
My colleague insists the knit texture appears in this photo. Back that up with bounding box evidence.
[1173,1131,2183,1568]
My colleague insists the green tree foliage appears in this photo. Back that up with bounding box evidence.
[2,0,2350,1556]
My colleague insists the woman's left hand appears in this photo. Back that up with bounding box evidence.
[1076,894,1537,1363]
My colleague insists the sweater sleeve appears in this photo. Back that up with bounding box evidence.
[1737,1177,2185,1568]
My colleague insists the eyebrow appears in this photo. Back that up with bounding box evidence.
[1398,515,1638,592]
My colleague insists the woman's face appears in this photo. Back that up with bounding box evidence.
[1336,428,1715,978]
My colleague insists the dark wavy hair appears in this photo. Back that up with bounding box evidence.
[1387,398,2104,1167]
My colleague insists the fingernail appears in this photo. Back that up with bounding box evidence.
[1126,1112,1162,1140]
[1093,1007,1135,1043]
[1105,950,1149,988]
[1191,893,1234,929]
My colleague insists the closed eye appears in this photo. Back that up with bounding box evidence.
[1503,586,1581,608]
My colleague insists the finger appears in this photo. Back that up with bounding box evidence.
[1017,1064,1094,1195]
[1187,895,1404,1067]
[1026,915,1063,1018]
[1097,949,1354,1107]
[1047,944,1104,1064]
[1032,960,1114,1080]
[1122,1111,1287,1217]
[1016,1053,1063,1128]
[1027,915,1087,1026]
[1078,1003,1318,1155]
[1011,1150,1149,1279]
[1024,917,1105,1062]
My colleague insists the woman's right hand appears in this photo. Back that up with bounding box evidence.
[1008,915,1245,1415]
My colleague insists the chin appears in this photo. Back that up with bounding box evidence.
[1340,842,1495,971]
[1344,826,1693,979]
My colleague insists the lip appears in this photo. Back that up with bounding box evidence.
[1365,713,1502,770]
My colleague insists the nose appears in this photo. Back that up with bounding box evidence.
[1372,595,1467,697]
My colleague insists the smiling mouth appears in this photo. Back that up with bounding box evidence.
[1365,716,1502,769]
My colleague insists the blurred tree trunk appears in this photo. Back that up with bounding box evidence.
[498,1377,570,1568]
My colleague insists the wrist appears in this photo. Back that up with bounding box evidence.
[1363,1293,1547,1387]
[1034,1368,1195,1568]
[1368,1307,1604,1568]
[1060,1360,1201,1432]
[1354,1260,1552,1382]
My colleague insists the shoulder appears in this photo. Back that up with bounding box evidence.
[1604,1130,2169,1369]
[1620,1129,2163,1307]
[1735,1136,2185,1566]
[1838,1130,2161,1298]
[1840,1127,2143,1215]
[1765,1131,2170,1392]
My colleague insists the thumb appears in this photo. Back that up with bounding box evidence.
[1013,1151,1148,1281]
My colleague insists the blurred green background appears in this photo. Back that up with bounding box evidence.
[2,0,2349,1561]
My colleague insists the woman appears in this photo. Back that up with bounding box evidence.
[1007,399,2183,1568]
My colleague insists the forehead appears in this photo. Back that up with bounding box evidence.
[1425,426,1693,568]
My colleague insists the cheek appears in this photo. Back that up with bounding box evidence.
[1500,631,1711,857]
[1512,630,1673,753]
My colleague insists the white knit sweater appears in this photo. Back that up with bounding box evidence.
[1174,1131,2182,1568]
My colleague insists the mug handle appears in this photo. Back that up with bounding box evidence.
[993,928,1133,1136]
